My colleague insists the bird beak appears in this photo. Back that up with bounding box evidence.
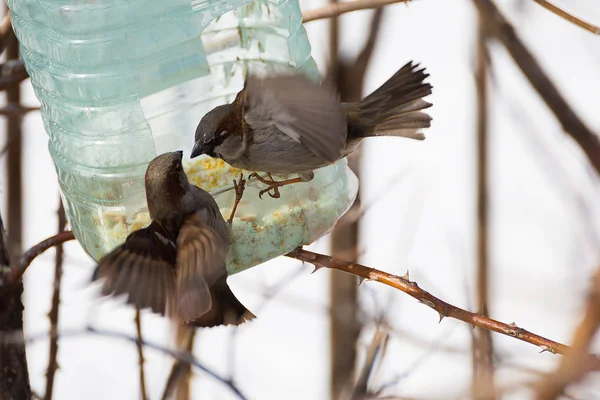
[190,142,208,158]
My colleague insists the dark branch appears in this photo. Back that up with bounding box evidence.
[472,0,600,176]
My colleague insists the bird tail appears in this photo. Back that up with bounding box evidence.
[189,282,255,328]
[347,61,433,141]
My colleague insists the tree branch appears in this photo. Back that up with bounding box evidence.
[535,268,600,399]
[303,0,410,23]
[473,21,496,399]
[135,308,148,400]
[2,326,248,400]
[286,248,598,361]
[0,213,31,399]
[44,200,67,400]
[8,231,75,285]
[533,0,600,35]
[472,0,600,176]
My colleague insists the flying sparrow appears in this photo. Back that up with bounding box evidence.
[191,61,432,197]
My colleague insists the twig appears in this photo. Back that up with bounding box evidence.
[162,324,196,400]
[8,231,75,285]
[286,248,596,360]
[44,200,67,400]
[533,0,600,35]
[472,0,600,176]
[535,269,600,399]
[0,12,14,54]
[0,59,29,91]
[1,326,248,400]
[134,308,148,400]
[0,213,31,399]
[302,0,410,23]
[351,328,389,399]
[473,21,496,399]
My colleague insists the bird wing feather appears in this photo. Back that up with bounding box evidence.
[92,221,177,316]
[243,74,348,163]
[175,211,229,323]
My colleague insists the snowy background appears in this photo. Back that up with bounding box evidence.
[2,0,600,398]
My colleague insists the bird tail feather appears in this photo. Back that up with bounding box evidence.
[347,61,433,140]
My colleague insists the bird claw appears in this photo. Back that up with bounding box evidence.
[249,172,305,200]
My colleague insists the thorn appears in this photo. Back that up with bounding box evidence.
[400,270,410,281]
[311,264,325,274]
[508,322,518,328]
[438,313,445,323]
[539,345,556,354]
[358,277,368,286]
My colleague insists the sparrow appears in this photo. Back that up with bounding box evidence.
[191,61,433,197]
[92,151,255,327]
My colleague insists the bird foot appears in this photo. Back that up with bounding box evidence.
[248,172,313,199]
[228,173,246,227]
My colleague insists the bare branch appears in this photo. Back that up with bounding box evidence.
[286,248,595,360]
[0,214,31,399]
[533,0,600,35]
[8,231,75,285]
[0,60,29,91]
[135,308,148,400]
[472,0,600,176]
[2,326,248,400]
[535,269,600,399]
[303,0,411,23]
[44,200,67,400]
[473,21,496,399]
[0,12,14,54]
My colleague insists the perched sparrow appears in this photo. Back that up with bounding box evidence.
[92,151,254,327]
[191,61,432,196]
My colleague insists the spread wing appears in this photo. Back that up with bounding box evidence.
[243,74,348,163]
[175,211,230,323]
[92,221,177,316]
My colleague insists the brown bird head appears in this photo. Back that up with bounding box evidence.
[145,151,190,218]
[191,104,236,159]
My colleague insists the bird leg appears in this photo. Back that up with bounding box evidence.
[228,173,246,228]
[249,172,314,199]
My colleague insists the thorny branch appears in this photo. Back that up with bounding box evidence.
[44,200,67,400]
[7,231,75,285]
[472,0,600,176]
[533,0,600,35]
[286,248,599,362]
[303,0,411,23]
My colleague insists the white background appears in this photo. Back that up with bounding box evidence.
[2,0,600,398]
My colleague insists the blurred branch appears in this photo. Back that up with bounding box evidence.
[351,328,389,399]
[44,200,67,400]
[533,0,600,35]
[3,326,248,400]
[7,231,75,285]
[0,12,14,54]
[0,60,29,91]
[0,213,31,399]
[162,324,196,400]
[472,0,600,176]
[303,0,410,23]
[135,308,148,400]
[535,268,600,399]
[287,248,596,360]
[328,8,383,399]
[473,23,496,400]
